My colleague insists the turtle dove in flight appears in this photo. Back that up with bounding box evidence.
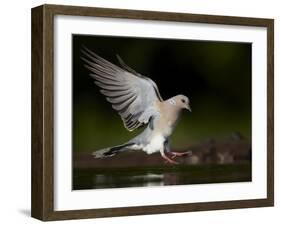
[81,47,192,164]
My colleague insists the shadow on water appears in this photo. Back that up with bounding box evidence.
[73,163,251,190]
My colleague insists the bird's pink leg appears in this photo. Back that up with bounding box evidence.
[160,150,179,164]
[170,150,192,159]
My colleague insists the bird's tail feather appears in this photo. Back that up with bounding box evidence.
[92,143,134,158]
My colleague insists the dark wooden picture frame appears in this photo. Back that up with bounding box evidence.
[31,4,274,221]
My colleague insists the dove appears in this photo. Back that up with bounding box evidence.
[81,47,192,164]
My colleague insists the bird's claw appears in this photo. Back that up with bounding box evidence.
[170,150,192,159]
[162,154,179,164]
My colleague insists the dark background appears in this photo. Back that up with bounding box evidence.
[72,34,251,152]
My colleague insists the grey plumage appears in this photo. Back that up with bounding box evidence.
[81,48,162,131]
[81,47,192,164]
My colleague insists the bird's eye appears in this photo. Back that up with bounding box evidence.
[181,99,185,103]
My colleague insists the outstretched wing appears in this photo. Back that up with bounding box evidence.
[81,47,163,131]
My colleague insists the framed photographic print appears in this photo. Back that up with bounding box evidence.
[31,4,274,221]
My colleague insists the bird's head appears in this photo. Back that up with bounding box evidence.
[170,95,191,112]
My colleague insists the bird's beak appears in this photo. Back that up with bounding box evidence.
[185,104,192,112]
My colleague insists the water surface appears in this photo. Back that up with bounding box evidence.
[73,163,251,190]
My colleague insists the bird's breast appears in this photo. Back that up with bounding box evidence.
[154,115,179,138]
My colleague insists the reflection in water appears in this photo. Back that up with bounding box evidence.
[92,173,164,189]
[131,173,164,187]
[73,164,252,190]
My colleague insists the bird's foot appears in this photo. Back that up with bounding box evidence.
[161,154,179,164]
[170,150,192,159]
